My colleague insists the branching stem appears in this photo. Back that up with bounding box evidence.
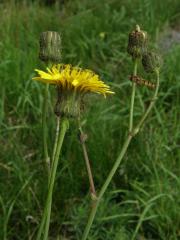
[81,66,160,240]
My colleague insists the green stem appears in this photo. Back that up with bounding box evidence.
[36,117,60,240]
[36,117,69,240]
[43,118,69,240]
[129,59,138,132]
[81,69,160,240]
[39,85,51,238]
[42,84,50,175]
[52,117,60,162]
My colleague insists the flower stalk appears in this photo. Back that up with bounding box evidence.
[42,84,50,175]
[129,59,138,132]
[36,117,69,240]
[36,117,60,240]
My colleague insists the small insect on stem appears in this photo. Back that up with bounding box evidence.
[129,75,156,90]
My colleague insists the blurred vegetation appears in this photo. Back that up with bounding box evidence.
[0,0,180,239]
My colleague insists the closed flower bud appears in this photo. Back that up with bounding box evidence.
[39,31,61,63]
[142,51,162,73]
[127,25,147,59]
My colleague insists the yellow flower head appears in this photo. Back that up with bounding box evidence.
[33,64,114,97]
[33,64,114,117]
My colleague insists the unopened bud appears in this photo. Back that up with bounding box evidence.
[39,31,61,63]
[142,51,162,73]
[127,25,147,59]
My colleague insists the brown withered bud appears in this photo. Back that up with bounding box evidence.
[127,25,147,59]
[39,31,61,63]
[142,51,162,73]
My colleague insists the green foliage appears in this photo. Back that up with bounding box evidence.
[0,0,180,239]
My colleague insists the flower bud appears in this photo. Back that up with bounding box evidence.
[127,25,147,59]
[142,51,162,73]
[39,31,61,63]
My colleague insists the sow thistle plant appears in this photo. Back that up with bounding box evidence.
[33,31,114,240]
[32,25,161,239]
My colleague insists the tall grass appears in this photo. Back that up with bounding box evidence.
[0,0,180,239]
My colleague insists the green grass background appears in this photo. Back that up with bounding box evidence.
[0,0,180,239]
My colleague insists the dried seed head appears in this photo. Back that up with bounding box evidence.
[127,25,147,59]
[39,31,61,63]
[142,51,162,73]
